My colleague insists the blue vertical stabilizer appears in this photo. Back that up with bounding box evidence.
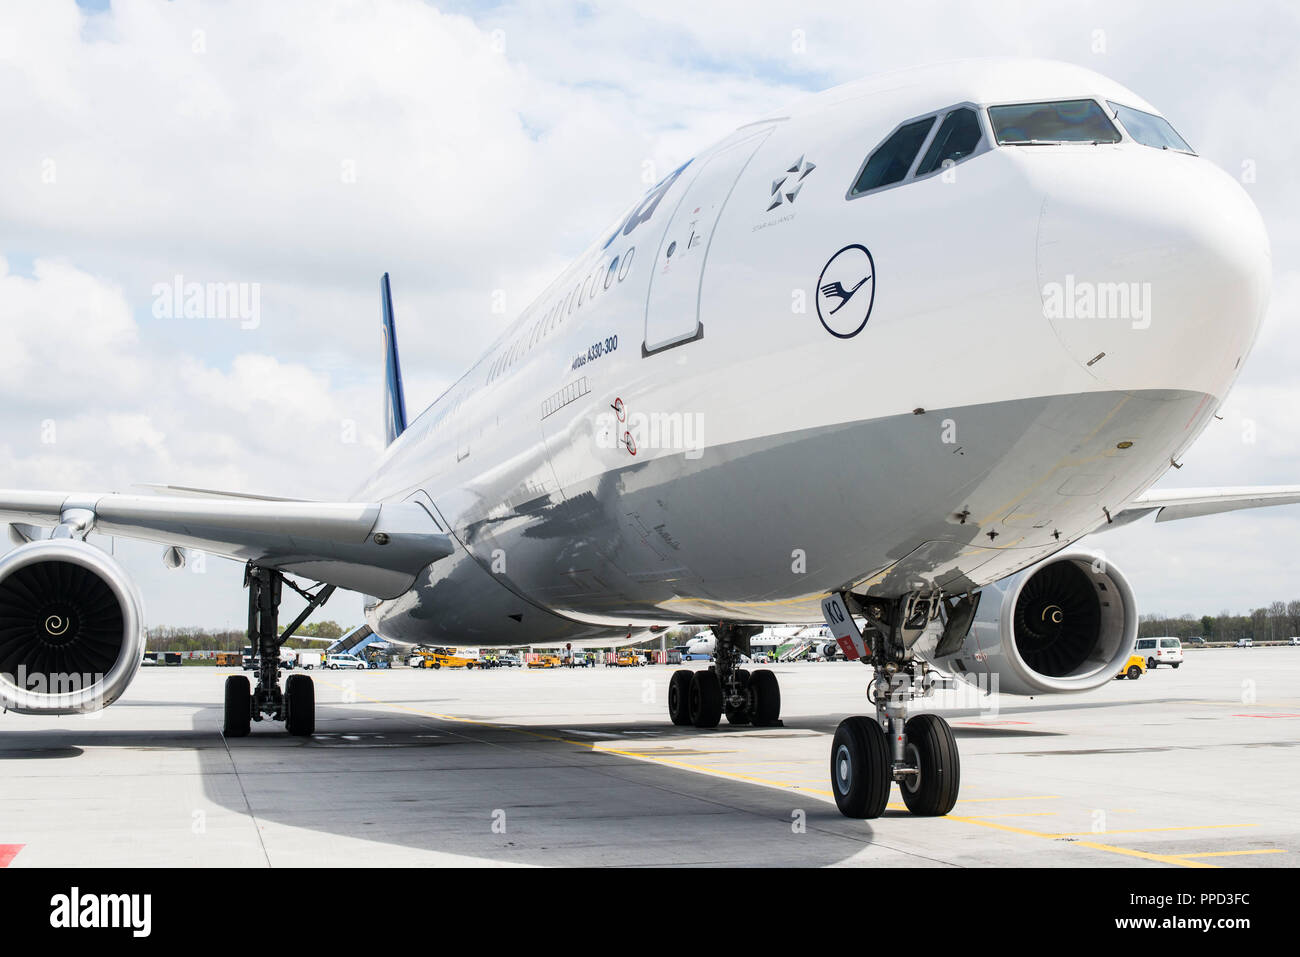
[381,273,408,446]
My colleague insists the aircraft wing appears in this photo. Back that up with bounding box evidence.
[0,489,453,598]
[1117,485,1300,524]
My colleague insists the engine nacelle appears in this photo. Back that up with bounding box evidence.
[927,550,1138,696]
[0,539,145,714]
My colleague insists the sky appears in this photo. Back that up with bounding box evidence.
[1,0,1298,629]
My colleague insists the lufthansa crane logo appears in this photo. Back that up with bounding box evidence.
[815,244,875,338]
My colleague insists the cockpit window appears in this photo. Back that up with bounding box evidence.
[916,107,983,175]
[850,116,936,195]
[1107,101,1194,153]
[988,99,1121,145]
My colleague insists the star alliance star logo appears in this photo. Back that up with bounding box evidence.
[767,155,816,211]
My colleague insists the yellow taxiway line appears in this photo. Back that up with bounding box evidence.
[318,679,1273,868]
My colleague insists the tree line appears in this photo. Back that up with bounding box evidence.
[1139,601,1300,642]
[146,620,349,652]
[147,608,1300,653]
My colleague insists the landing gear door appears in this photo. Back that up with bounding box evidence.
[643,126,773,356]
[821,594,868,661]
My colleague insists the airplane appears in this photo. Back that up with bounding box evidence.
[683,626,837,660]
[2,57,1297,820]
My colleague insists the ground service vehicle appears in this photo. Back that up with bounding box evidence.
[325,654,367,670]
[1134,637,1183,669]
[1115,655,1146,680]
[410,648,476,669]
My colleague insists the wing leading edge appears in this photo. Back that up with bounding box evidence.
[0,489,453,598]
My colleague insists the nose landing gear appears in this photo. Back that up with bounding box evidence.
[824,591,961,818]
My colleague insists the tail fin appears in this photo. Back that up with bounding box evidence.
[380,273,408,446]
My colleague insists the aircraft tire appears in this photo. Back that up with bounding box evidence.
[285,673,315,737]
[223,675,252,738]
[668,670,693,725]
[899,713,960,816]
[831,716,890,818]
[689,670,722,728]
[750,669,781,727]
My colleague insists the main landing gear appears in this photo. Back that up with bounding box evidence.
[666,623,782,729]
[825,591,962,819]
[223,564,335,739]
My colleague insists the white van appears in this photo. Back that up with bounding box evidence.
[1134,637,1183,669]
[325,653,367,671]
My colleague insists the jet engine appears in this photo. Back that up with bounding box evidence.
[928,550,1138,695]
[0,539,145,714]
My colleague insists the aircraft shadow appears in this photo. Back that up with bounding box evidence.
[0,705,913,866]
[7,683,1178,863]
[190,702,902,866]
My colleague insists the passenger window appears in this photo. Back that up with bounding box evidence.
[988,99,1121,145]
[916,107,983,175]
[850,116,936,195]
[1106,101,1194,153]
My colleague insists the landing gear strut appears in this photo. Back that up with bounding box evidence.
[825,591,960,818]
[222,565,334,738]
[667,623,781,729]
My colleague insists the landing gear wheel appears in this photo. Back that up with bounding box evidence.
[899,713,960,816]
[688,670,722,728]
[285,673,315,737]
[725,669,752,725]
[750,669,781,727]
[831,716,890,818]
[668,670,693,726]
[223,675,251,738]
[1127,665,1142,680]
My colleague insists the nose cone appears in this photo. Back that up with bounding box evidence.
[1034,149,1270,400]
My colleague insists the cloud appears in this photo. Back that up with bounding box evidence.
[1,0,1298,626]
[0,257,144,405]
[0,258,381,626]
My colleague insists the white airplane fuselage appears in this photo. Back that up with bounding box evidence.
[356,59,1270,647]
